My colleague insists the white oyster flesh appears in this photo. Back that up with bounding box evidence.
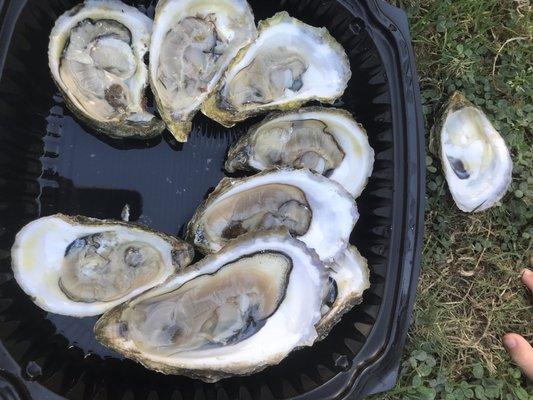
[317,245,370,339]
[150,0,257,142]
[94,231,327,382]
[187,168,358,262]
[48,0,164,139]
[226,107,374,197]
[11,215,194,317]
[440,93,513,212]
[202,12,352,127]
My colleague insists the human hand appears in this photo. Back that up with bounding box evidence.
[502,268,533,380]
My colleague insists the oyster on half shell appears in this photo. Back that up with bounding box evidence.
[226,107,374,197]
[48,0,165,139]
[437,92,513,212]
[149,0,257,142]
[187,167,358,262]
[94,230,327,382]
[318,246,370,339]
[202,12,352,127]
[11,215,194,317]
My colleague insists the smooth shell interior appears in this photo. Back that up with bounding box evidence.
[11,216,179,316]
[201,183,312,248]
[202,12,351,125]
[441,105,512,212]
[149,0,257,140]
[94,232,326,381]
[123,251,292,355]
[48,1,158,131]
[189,168,358,261]
[317,245,370,337]
[226,108,374,197]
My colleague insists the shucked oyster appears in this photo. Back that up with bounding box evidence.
[438,92,513,212]
[95,230,327,382]
[48,0,165,139]
[11,215,193,317]
[318,246,370,339]
[226,107,374,197]
[202,12,351,127]
[150,0,257,142]
[187,168,358,262]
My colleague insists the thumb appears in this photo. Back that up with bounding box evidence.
[503,333,533,380]
[521,268,533,292]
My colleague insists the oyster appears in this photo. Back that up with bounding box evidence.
[226,107,374,197]
[11,215,194,317]
[438,92,513,212]
[149,0,257,142]
[94,230,327,382]
[202,12,352,127]
[187,168,358,262]
[318,246,370,339]
[48,0,165,139]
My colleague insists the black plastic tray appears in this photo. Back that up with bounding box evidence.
[0,0,425,399]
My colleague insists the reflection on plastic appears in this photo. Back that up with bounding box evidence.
[0,371,30,400]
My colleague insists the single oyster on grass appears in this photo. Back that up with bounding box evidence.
[48,0,165,139]
[226,107,374,197]
[202,12,352,127]
[94,230,327,382]
[149,0,257,142]
[187,167,358,262]
[11,215,194,317]
[318,246,370,340]
[437,92,513,212]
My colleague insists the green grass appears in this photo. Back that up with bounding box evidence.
[372,0,533,399]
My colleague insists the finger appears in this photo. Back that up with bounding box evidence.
[521,269,533,292]
[503,333,533,380]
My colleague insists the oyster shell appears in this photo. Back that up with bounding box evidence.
[150,0,257,142]
[48,0,165,139]
[226,107,374,197]
[438,92,513,212]
[94,230,327,382]
[318,246,370,339]
[202,12,352,127]
[11,215,194,317]
[187,167,358,262]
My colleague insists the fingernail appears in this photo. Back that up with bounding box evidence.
[521,269,532,277]
[503,336,517,349]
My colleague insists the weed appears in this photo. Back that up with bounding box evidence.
[383,347,531,399]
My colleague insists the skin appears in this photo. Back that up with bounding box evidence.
[503,268,533,381]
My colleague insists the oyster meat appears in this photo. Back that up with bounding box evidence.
[48,0,165,139]
[187,167,358,262]
[95,230,327,382]
[202,12,352,127]
[226,107,374,197]
[438,92,513,212]
[150,0,257,142]
[318,246,370,339]
[11,215,194,317]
